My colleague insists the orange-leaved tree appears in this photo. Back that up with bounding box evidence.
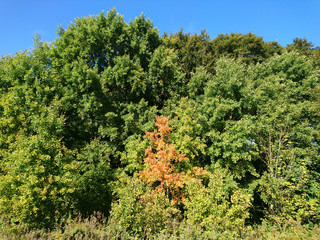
[139,116,205,204]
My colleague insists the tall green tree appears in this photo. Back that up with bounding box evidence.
[164,30,215,78]
[211,32,282,64]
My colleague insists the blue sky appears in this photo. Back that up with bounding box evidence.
[1,0,319,56]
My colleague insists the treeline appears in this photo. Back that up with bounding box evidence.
[0,9,320,239]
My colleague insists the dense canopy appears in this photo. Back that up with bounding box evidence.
[1,9,320,239]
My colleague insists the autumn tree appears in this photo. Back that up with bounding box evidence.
[139,116,204,204]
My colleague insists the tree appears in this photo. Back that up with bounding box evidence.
[211,32,282,65]
[139,116,189,204]
[1,8,320,235]
[251,52,320,222]
[164,30,215,78]
[185,165,252,238]
[286,38,320,69]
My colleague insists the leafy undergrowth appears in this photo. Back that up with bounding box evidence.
[1,215,320,240]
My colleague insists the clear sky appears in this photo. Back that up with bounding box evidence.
[1,0,319,56]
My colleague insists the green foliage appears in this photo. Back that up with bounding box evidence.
[211,32,283,64]
[199,58,259,178]
[0,133,77,228]
[119,99,157,172]
[109,174,180,237]
[147,45,184,105]
[1,8,320,238]
[250,52,320,222]
[53,9,128,71]
[286,38,320,69]
[163,98,207,166]
[101,55,146,103]
[164,30,215,78]
[185,165,252,238]
[73,139,113,216]
[187,67,213,98]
